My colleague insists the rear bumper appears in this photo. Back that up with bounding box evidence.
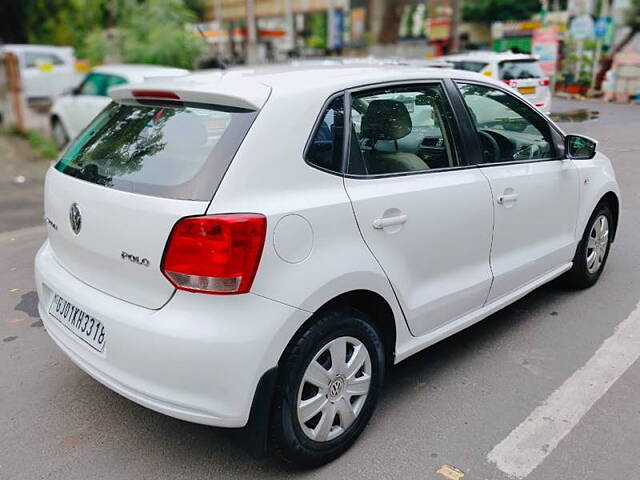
[35,240,308,427]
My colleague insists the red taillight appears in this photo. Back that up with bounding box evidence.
[502,79,514,87]
[161,214,267,295]
[132,90,181,100]
[539,78,550,86]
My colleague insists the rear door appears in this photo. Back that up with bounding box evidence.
[343,82,494,337]
[456,82,578,303]
[45,99,258,309]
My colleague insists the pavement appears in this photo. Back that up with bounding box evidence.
[1,98,639,479]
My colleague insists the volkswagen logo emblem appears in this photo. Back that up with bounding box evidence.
[69,203,82,235]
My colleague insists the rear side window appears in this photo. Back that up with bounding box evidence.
[24,51,64,68]
[499,60,544,80]
[348,84,458,175]
[451,61,487,73]
[305,97,345,173]
[55,101,257,200]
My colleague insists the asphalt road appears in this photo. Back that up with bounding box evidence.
[1,98,639,479]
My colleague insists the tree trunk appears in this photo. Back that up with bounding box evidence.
[595,28,638,89]
[378,0,403,44]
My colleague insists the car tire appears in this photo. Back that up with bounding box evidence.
[51,118,69,150]
[270,307,385,467]
[564,202,613,289]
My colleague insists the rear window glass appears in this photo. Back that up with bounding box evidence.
[451,61,487,73]
[499,60,544,80]
[55,102,256,200]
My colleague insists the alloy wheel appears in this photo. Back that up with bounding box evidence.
[586,214,609,274]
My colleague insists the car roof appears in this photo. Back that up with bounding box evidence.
[111,64,502,110]
[444,51,537,62]
[1,44,73,53]
[92,64,190,82]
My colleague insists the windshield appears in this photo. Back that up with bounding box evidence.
[55,102,257,200]
[451,61,488,73]
[499,60,544,80]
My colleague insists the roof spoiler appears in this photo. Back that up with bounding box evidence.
[109,76,271,111]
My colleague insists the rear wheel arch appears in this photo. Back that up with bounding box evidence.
[281,289,397,371]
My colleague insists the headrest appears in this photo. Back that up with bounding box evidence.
[361,99,412,140]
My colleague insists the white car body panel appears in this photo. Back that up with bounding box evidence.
[34,65,619,429]
[44,168,206,309]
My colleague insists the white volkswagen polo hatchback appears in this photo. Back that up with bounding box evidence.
[35,65,620,466]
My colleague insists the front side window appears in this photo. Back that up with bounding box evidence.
[305,97,345,173]
[348,84,458,175]
[458,83,555,163]
[55,101,256,200]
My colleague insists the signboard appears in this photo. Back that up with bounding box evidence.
[532,27,559,75]
[350,8,366,47]
[426,20,451,41]
[569,14,594,40]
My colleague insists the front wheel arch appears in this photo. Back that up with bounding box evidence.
[600,191,619,243]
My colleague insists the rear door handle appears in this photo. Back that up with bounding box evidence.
[373,214,407,229]
[497,193,519,205]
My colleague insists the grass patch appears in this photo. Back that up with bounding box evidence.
[25,129,59,158]
[1,124,59,158]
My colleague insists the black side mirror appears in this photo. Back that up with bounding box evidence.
[565,134,597,160]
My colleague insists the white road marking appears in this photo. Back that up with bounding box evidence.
[488,300,640,479]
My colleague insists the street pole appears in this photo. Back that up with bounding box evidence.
[450,0,461,53]
[284,0,295,53]
[245,0,258,64]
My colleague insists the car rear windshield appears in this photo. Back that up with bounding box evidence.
[499,60,544,80]
[451,61,488,73]
[55,101,257,200]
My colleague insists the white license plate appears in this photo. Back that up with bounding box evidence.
[49,293,106,352]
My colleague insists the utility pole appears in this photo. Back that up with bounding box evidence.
[450,0,461,53]
[245,0,258,64]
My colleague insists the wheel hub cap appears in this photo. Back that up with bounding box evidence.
[296,336,372,442]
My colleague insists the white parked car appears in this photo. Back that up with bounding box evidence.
[50,64,189,149]
[36,65,619,466]
[0,44,81,101]
[443,51,552,113]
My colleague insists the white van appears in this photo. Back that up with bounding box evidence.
[1,44,81,101]
[443,51,552,113]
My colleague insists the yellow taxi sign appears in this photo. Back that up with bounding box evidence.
[38,62,54,73]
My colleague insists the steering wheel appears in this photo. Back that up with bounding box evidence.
[478,130,501,163]
[513,143,541,161]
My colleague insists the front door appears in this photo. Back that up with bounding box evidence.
[344,82,494,337]
[456,82,579,303]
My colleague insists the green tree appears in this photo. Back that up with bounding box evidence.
[463,0,567,23]
[118,0,204,68]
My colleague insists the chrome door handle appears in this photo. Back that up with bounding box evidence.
[497,193,519,205]
[373,214,407,229]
